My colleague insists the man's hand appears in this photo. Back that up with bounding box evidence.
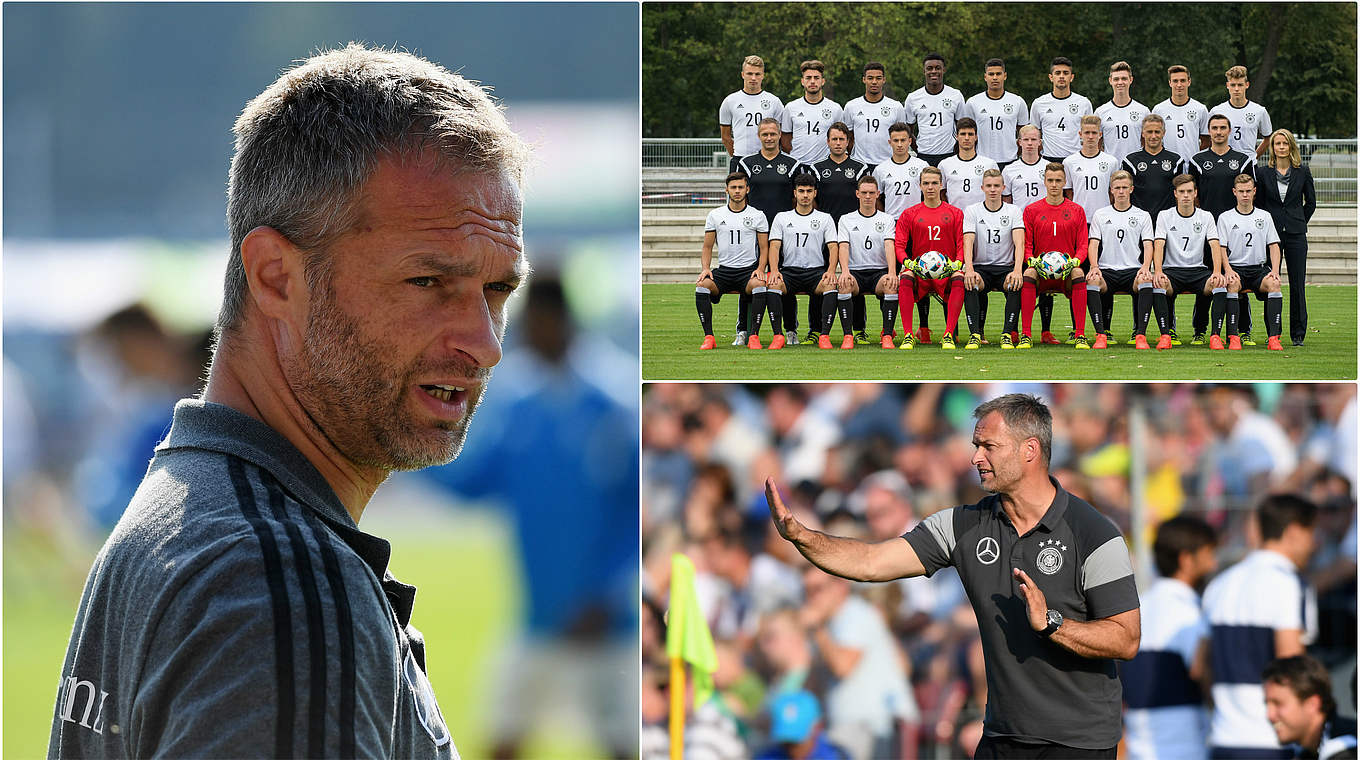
[1086,269,1104,289]
[766,477,803,544]
[1003,271,1023,291]
[1013,567,1049,631]
[963,266,983,289]
[696,269,712,284]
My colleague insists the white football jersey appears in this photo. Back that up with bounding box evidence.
[837,210,896,270]
[963,201,1023,268]
[939,154,999,211]
[1095,99,1149,163]
[770,208,837,269]
[873,156,929,219]
[1089,204,1154,270]
[1210,100,1273,156]
[781,97,844,165]
[719,89,784,157]
[705,203,768,268]
[1216,207,1280,267]
[966,91,1030,163]
[905,85,967,155]
[1003,158,1047,208]
[1029,91,1093,158]
[844,96,905,165]
[1155,207,1219,268]
[1153,98,1210,165]
[1063,151,1118,217]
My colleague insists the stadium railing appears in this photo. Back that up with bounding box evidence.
[643,137,1357,207]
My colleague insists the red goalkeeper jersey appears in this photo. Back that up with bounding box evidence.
[893,201,965,263]
[1023,198,1088,263]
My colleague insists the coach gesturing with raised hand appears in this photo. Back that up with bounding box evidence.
[768,393,1141,759]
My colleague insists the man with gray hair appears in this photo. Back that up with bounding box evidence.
[766,393,1141,758]
[48,43,528,759]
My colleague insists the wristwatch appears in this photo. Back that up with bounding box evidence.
[1040,609,1063,637]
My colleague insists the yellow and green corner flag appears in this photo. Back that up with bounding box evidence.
[667,552,718,759]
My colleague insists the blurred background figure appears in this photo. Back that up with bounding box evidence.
[3,5,639,758]
[756,690,851,760]
[642,383,1357,760]
[419,273,638,759]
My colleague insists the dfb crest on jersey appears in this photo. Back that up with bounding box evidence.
[1130,112,1141,122]
[743,215,757,228]
[822,108,833,120]
[1161,160,1173,171]
[760,98,771,110]
[1036,538,1067,575]
[1255,217,1266,230]
[881,105,892,117]
[1130,217,1140,228]
[1245,112,1256,123]
[776,164,788,175]
[1136,162,1148,171]
[1000,216,1011,226]
[909,166,920,177]
[974,164,986,176]
[811,219,821,230]
[942,98,953,109]
[1192,221,1203,234]
[1098,161,1110,173]
[1188,110,1198,120]
[1068,103,1081,114]
[844,168,856,178]
[822,169,833,178]
[1003,103,1015,115]
[875,221,886,233]
[1228,159,1240,171]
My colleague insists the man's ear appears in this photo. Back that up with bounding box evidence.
[240,226,308,328]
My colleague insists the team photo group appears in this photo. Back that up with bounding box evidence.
[699,53,1317,353]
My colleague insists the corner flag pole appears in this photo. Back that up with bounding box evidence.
[667,553,717,760]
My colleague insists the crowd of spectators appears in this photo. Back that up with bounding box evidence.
[641,383,1356,759]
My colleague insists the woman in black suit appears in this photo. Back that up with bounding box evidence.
[1254,128,1317,345]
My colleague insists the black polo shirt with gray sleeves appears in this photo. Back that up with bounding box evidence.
[903,478,1139,749]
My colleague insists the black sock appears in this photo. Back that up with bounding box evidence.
[1086,286,1105,336]
[1039,293,1054,332]
[1238,296,1252,335]
[696,288,714,336]
[1003,290,1020,335]
[1225,293,1239,336]
[808,295,820,336]
[882,295,899,335]
[979,295,990,335]
[837,293,853,336]
[1210,289,1227,336]
[748,289,766,337]
[1266,293,1283,337]
[781,291,798,334]
[917,296,931,330]
[1193,293,1210,336]
[1127,295,1137,334]
[768,289,784,335]
[853,294,867,333]
[820,292,838,334]
[1135,284,1153,336]
[964,289,981,335]
[737,293,751,332]
[1152,289,1170,335]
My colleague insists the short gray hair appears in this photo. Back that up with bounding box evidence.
[973,393,1052,465]
[219,43,530,334]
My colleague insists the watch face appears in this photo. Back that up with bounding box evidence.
[1047,610,1063,627]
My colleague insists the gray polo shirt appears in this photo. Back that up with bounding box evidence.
[49,400,458,759]
[904,478,1138,749]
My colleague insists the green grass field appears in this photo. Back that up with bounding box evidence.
[643,284,1357,380]
[4,507,602,759]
